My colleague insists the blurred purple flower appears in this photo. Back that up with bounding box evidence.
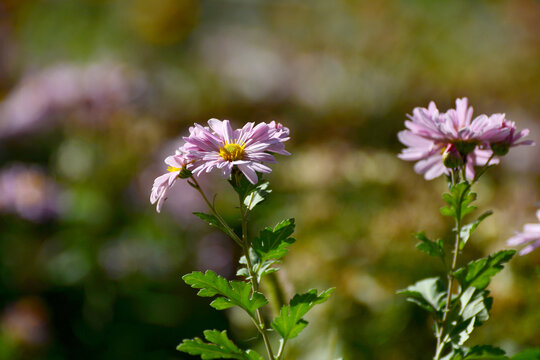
[398,98,532,180]
[182,119,290,184]
[150,153,190,213]
[1,298,50,346]
[507,210,540,255]
[0,62,145,138]
[0,164,58,221]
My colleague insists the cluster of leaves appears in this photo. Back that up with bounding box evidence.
[178,178,334,359]
[398,181,531,360]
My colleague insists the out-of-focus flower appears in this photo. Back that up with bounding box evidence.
[268,120,290,142]
[182,119,290,184]
[507,210,540,255]
[398,98,532,180]
[487,116,535,156]
[0,62,145,138]
[150,153,191,213]
[0,164,58,221]
[1,298,49,346]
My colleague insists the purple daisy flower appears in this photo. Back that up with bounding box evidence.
[507,210,540,255]
[182,119,290,184]
[150,153,190,213]
[398,98,532,180]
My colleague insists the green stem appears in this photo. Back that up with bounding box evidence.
[238,193,275,360]
[435,168,464,360]
[191,177,274,359]
[471,153,495,186]
[190,178,243,247]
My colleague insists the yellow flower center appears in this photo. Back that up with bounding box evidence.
[168,166,182,172]
[219,141,245,161]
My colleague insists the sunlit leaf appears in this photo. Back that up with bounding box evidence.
[177,330,264,359]
[397,277,446,315]
[271,288,334,340]
[183,271,268,317]
[453,250,515,290]
[252,219,296,262]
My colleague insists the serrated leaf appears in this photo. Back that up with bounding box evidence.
[453,250,516,290]
[450,345,508,360]
[177,330,263,360]
[397,277,446,315]
[415,231,445,258]
[193,212,228,233]
[252,219,296,262]
[244,182,272,210]
[511,349,540,360]
[183,271,268,317]
[271,288,335,340]
[460,211,493,250]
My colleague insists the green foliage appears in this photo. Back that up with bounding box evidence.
[397,277,446,316]
[453,250,515,290]
[415,231,444,259]
[271,288,335,340]
[230,176,272,211]
[511,349,540,360]
[183,271,268,317]
[193,212,229,234]
[244,182,271,210]
[459,211,493,250]
[446,287,492,346]
[441,183,477,220]
[177,330,264,360]
[252,219,296,262]
[447,345,508,360]
[236,251,278,282]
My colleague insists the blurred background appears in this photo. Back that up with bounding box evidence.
[0,0,539,359]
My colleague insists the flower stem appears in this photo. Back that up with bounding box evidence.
[238,193,275,360]
[192,176,275,359]
[435,168,464,360]
[190,177,243,247]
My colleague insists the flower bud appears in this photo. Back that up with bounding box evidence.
[490,142,510,156]
[178,167,193,179]
[442,144,463,169]
[455,141,477,155]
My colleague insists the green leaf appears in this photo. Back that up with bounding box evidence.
[441,182,477,220]
[183,271,268,317]
[397,277,446,315]
[453,250,516,290]
[229,177,271,211]
[460,211,493,250]
[511,349,540,360]
[271,288,335,340]
[193,212,228,234]
[252,219,296,262]
[415,231,445,258]
[177,330,264,360]
[445,288,493,346]
[449,345,508,360]
[244,181,272,210]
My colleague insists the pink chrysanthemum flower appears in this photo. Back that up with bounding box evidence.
[398,98,533,180]
[150,153,190,213]
[182,119,290,184]
[507,210,540,255]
